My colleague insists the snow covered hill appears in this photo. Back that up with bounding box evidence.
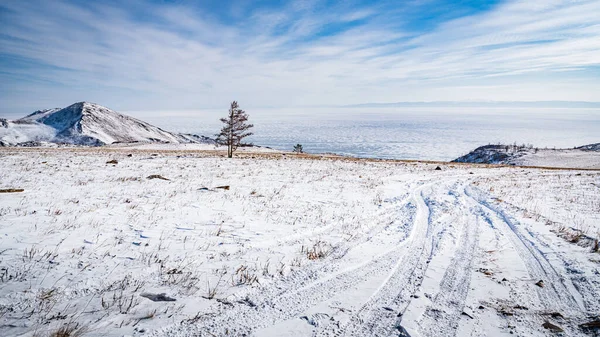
[0,102,214,146]
[577,143,600,151]
[453,143,600,169]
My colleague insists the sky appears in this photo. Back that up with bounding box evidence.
[1,0,600,115]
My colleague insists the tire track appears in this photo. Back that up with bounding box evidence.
[416,186,480,337]
[153,185,430,336]
[475,196,600,314]
[326,187,435,337]
[314,181,469,337]
[464,186,581,315]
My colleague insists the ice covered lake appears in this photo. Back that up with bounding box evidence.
[128,107,600,161]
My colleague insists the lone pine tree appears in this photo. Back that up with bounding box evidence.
[293,144,303,154]
[216,101,254,158]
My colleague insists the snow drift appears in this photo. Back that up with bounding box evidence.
[0,102,214,146]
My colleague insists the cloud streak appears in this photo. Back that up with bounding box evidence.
[1,0,599,114]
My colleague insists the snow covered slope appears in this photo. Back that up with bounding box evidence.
[577,143,600,151]
[0,102,214,146]
[0,117,58,145]
[453,143,600,169]
[25,102,186,145]
[18,108,62,123]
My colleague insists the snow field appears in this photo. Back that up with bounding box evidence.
[0,148,599,337]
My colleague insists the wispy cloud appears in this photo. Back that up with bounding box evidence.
[1,0,599,114]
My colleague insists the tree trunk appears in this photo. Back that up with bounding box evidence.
[228,109,234,158]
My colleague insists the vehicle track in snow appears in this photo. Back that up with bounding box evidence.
[311,185,437,337]
[473,195,600,315]
[466,186,581,314]
[464,186,590,335]
[152,184,431,336]
[415,186,480,337]
[152,174,596,337]
[309,180,480,337]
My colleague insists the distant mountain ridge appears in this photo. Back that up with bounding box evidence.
[0,102,214,146]
[453,143,600,169]
[345,101,600,108]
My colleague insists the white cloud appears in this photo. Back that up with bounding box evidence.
[0,0,599,114]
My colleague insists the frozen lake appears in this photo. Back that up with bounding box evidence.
[127,107,600,161]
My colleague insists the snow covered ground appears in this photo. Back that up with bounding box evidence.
[1,147,599,337]
[511,149,600,169]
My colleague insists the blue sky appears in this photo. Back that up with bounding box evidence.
[1,0,599,114]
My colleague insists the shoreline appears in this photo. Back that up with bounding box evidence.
[2,145,600,171]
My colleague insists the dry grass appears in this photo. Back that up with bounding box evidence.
[232,265,260,286]
[0,188,25,193]
[44,323,87,337]
[304,241,332,260]
[203,273,226,300]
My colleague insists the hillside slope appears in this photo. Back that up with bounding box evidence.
[21,102,186,145]
[453,143,600,169]
[0,102,216,146]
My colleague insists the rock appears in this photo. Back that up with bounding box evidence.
[549,312,564,319]
[461,311,474,319]
[106,159,118,164]
[435,166,442,170]
[396,325,411,337]
[147,174,170,180]
[215,185,230,190]
[579,320,600,330]
[300,313,330,327]
[478,305,485,310]
[542,321,564,333]
[477,268,493,276]
[127,154,133,157]
[140,293,176,302]
[0,188,24,193]
[535,280,545,287]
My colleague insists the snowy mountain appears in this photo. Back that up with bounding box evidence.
[18,108,62,123]
[453,143,600,169]
[0,102,214,146]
